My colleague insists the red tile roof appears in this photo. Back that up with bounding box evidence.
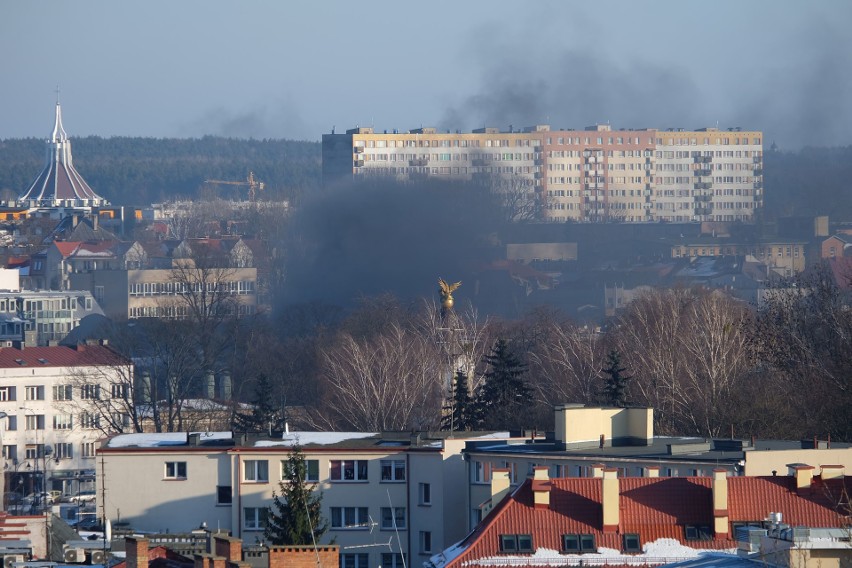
[0,344,129,368]
[445,475,850,568]
[112,545,194,568]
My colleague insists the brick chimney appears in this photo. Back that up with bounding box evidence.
[531,467,551,509]
[712,469,729,538]
[820,465,844,480]
[602,467,619,532]
[645,466,660,478]
[214,535,243,563]
[787,464,815,494]
[126,537,150,568]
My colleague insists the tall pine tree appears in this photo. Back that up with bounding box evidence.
[601,350,631,407]
[442,369,476,431]
[232,373,287,433]
[265,445,328,545]
[475,339,531,430]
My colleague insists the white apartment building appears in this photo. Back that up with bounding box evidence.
[97,431,501,567]
[322,125,763,223]
[0,342,132,503]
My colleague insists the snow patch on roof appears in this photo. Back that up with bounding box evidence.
[107,432,232,448]
[255,432,377,447]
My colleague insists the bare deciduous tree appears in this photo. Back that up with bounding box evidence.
[315,323,443,431]
[529,321,606,406]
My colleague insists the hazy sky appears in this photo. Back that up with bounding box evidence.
[2,1,850,148]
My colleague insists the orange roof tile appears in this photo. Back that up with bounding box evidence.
[445,475,850,568]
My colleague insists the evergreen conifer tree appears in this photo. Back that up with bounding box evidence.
[232,373,287,432]
[442,369,476,431]
[475,339,531,430]
[264,445,328,545]
[601,350,631,407]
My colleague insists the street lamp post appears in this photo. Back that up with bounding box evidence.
[0,411,7,510]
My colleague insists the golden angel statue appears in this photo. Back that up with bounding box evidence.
[438,278,462,309]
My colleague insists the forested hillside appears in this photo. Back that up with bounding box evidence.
[0,136,321,206]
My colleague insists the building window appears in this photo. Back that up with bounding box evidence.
[420,531,433,553]
[217,486,232,505]
[500,534,533,553]
[25,444,44,459]
[418,482,432,505]
[684,525,713,541]
[281,458,319,482]
[25,415,45,430]
[243,507,268,530]
[165,461,187,479]
[381,507,406,530]
[330,507,370,529]
[55,443,73,460]
[243,460,269,482]
[330,460,368,481]
[110,384,128,399]
[563,534,596,552]
[25,386,44,401]
[2,445,17,461]
[80,413,100,429]
[80,384,100,400]
[623,534,641,552]
[341,554,369,568]
[82,442,96,458]
[382,553,406,568]
[53,385,72,401]
[53,414,73,430]
[381,460,406,481]
[0,386,14,401]
[472,460,492,483]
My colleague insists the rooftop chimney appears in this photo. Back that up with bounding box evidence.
[531,467,551,509]
[712,469,729,538]
[645,466,660,478]
[480,468,512,518]
[126,536,150,568]
[591,463,605,478]
[788,464,815,494]
[820,465,844,480]
[602,467,619,532]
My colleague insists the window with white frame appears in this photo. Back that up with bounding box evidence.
[53,414,73,430]
[82,442,96,458]
[243,507,268,530]
[165,461,187,479]
[330,460,368,481]
[80,384,100,400]
[0,386,14,401]
[53,384,72,401]
[420,531,433,553]
[25,385,44,400]
[380,459,405,481]
[243,460,268,482]
[330,507,370,529]
[380,507,406,530]
[80,413,100,429]
[110,384,128,399]
[55,443,73,460]
[281,458,319,482]
[25,415,45,430]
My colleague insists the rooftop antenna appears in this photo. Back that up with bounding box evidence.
[55,84,61,104]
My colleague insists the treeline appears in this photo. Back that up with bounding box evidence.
[0,136,321,205]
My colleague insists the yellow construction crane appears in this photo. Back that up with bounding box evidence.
[204,171,265,201]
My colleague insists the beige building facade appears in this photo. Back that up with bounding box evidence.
[98,431,489,568]
[322,125,763,223]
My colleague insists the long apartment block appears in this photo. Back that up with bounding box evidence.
[322,124,763,223]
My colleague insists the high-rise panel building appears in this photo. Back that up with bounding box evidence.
[322,124,763,223]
